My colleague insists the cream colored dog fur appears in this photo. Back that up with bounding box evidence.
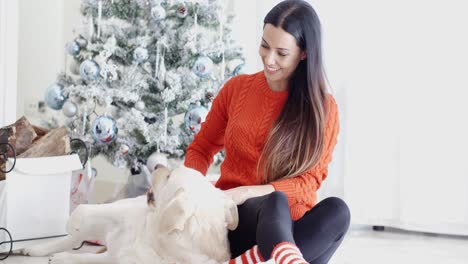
[21,165,239,264]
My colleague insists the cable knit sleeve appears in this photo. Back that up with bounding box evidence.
[270,94,339,212]
[183,77,236,175]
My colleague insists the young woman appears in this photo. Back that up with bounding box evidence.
[184,1,350,263]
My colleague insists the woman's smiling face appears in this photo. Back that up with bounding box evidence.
[259,23,306,91]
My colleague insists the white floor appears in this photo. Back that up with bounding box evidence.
[2,225,468,264]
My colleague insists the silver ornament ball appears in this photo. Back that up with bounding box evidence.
[44,83,66,110]
[62,101,78,117]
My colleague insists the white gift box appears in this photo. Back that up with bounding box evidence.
[0,154,82,253]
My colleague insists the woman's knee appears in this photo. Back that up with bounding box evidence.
[266,191,289,206]
[321,197,351,229]
[259,191,290,217]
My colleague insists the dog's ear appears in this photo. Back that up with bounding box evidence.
[224,197,239,231]
[160,188,194,232]
[151,165,171,191]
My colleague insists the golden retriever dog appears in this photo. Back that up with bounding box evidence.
[21,165,238,264]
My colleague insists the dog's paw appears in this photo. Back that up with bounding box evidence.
[48,252,73,264]
[20,245,52,257]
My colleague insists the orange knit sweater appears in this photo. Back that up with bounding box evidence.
[184,71,339,220]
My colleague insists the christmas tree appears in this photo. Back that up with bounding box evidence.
[43,0,245,170]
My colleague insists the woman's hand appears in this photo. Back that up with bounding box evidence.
[224,185,275,205]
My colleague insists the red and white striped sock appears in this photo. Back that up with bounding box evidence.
[224,245,265,264]
[271,242,308,264]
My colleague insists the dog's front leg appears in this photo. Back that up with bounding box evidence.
[49,251,116,264]
[21,235,82,257]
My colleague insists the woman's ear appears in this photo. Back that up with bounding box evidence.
[300,51,307,60]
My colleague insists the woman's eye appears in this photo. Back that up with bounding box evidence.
[278,53,288,57]
[261,44,268,49]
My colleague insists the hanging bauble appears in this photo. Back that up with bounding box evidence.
[176,2,188,18]
[75,36,88,48]
[135,101,145,111]
[133,47,149,64]
[120,144,129,155]
[192,56,213,78]
[44,83,66,110]
[79,59,101,81]
[151,5,166,21]
[233,63,246,76]
[62,101,78,117]
[146,151,169,172]
[66,41,81,56]
[69,59,81,75]
[184,105,209,133]
[92,116,118,144]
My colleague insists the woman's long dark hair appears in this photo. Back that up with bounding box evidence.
[259,0,329,184]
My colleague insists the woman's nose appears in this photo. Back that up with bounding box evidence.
[265,53,276,65]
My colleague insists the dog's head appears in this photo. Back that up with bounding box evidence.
[150,165,238,262]
[152,165,238,232]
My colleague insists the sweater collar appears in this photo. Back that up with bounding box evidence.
[256,71,289,99]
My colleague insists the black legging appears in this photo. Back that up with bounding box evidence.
[228,192,351,264]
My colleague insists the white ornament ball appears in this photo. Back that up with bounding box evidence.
[193,56,213,78]
[151,5,166,21]
[133,47,149,63]
[62,101,78,117]
[135,101,145,111]
[146,152,169,172]
[120,144,129,155]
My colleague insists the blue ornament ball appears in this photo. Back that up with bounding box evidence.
[79,59,101,81]
[66,41,81,56]
[233,63,246,76]
[44,83,66,110]
[184,106,209,134]
[133,47,149,63]
[193,56,213,78]
[92,116,118,144]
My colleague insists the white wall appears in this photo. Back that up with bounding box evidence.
[0,0,18,127]
[17,0,81,119]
